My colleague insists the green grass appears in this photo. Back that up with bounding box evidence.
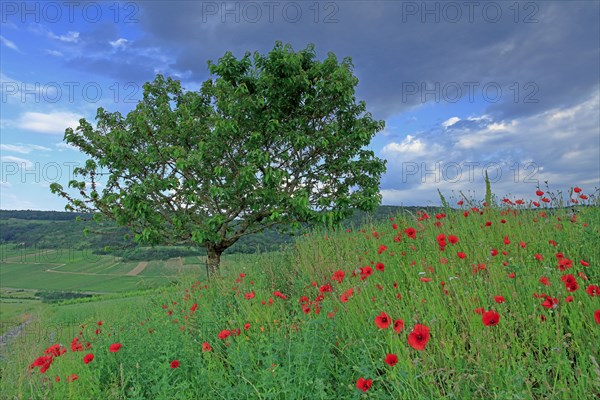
[0,299,40,336]
[1,190,599,399]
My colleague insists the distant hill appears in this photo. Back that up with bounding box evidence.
[0,206,438,257]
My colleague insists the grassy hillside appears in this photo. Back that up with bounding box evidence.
[1,189,598,399]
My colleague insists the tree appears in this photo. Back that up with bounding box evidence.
[50,42,387,275]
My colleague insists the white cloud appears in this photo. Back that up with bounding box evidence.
[0,156,33,169]
[0,35,19,51]
[49,31,79,43]
[55,142,78,151]
[0,144,51,154]
[379,91,599,206]
[382,135,426,155]
[109,38,128,49]
[442,117,460,128]
[454,121,514,149]
[44,49,64,57]
[17,111,83,135]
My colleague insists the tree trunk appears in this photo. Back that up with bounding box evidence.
[206,245,222,277]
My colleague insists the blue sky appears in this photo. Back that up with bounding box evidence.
[1,1,599,210]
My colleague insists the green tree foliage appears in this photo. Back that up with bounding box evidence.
[51,42,386,274]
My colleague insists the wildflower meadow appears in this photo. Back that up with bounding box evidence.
[1,187,599,399]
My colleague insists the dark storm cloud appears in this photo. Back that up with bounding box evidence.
[129,1,598,121]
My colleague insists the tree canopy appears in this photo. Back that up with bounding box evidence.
[50,42,386,274]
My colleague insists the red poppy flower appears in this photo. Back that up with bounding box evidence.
[573,187,582,193]
[407,324,430,350]
[332,270,345,283]
[375,262,385,272]
[539,277,550,286]
[67,374,78,382]
[586,285,600,297]
[374,312,391,329]
[218,330,231,339]
[534,254,543,261]
[109,343,122,353]
[536,190,544,196]
[384,353,398,367]
[508,272,516,278]
[565,296,574,303]
[457,252,466,259]
[562,275,577,287]
[405,227,417,239]
[202,342,212,352]
[595,310,600,324]
[31,356,51,368]
[490,249,498,256]
[448,235,459,244]
[83,353,94,364]
[494,296,505,304]
[356,377,373,392]
[378,245,388,254]
[245,291,255,300]
[319,283,333,292]
[564,281,579,292]
[170,360,179,369]
[340,288,354,302]
[360,266,373,280]
[274,291,287,299]
[393,319,405,334]
[580,260,590,267]
[482,310,500,326]
[541,296,558,309]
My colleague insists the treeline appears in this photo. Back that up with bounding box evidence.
[0,206,434,257]
[0,210,88,221]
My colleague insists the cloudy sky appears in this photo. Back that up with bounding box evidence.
[1,1,598,210]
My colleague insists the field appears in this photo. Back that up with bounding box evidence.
[0,189,599,399]
[0,245,207,292]
[0,245,208,340]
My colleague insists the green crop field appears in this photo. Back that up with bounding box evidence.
[0,243,209,294]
